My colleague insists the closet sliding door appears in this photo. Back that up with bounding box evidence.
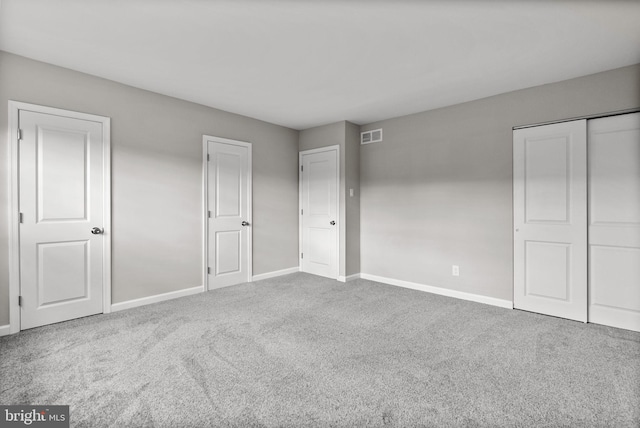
[588,113,640,332]
[514,112,640,332]
[513,120,588,322]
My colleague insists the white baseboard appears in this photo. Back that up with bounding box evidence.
[111,285,204,312]
[0,324,11,337]
[337,273,361,283]
[252,267,300,282]
[360,273,513,309]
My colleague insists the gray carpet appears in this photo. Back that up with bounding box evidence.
[1,273,639,427]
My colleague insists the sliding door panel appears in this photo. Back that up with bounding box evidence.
[588,113,640,332]
[514,120,587,322]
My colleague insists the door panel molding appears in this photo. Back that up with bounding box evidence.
[202,135,252,291]
[8,101,111,334]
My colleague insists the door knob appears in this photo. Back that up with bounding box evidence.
[91,227,104,235]
[330,221,336,225]
[241,221,250,226]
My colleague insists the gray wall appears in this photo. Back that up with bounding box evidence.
[345,122,360,276]
[360,64,640,301]
[0,51,300,325]
[298,122,345,153]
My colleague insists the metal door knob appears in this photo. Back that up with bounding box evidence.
[330,221,336,225]
[241,221,250,226]
[91,227,104,235]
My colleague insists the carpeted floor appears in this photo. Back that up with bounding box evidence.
[1,272,639,427]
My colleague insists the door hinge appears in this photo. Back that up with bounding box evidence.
[301,209,303,215]
[18,296,22,306]
[300,165,303,172]
[17,129,22,141]
[207,154,210,161]
[207,267,211,274]
[19,213,23,223]
[208,210,211,218]
[301,253,303,259]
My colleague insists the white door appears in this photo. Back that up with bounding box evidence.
[588,113,640,332]
[206,137,252,289]
[300,147,339,279]
[19,110,107,329]
[513,120,588,322]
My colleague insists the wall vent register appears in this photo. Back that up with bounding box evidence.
[361,128,383,144]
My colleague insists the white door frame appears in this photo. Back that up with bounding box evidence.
[8,101,112,334]
[299,145,340,279]
[202,135,252,291]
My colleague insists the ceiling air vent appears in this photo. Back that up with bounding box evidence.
[361,128,383,145]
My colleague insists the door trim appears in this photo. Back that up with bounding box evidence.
[8,101,111,334]
[299,145,340,279]
[202,135,252,291]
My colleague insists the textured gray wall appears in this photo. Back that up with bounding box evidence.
[360,64,640,301]
[0,51,300,325]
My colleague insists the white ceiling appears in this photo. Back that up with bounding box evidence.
[1,1,639,130]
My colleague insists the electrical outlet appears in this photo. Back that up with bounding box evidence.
[452,265,460,276]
